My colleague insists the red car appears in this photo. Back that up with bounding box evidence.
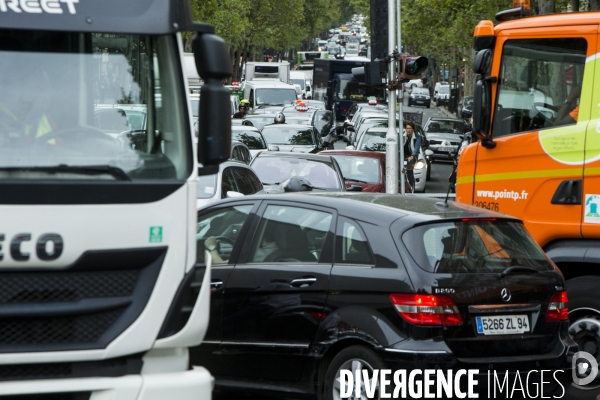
[319,150,386,192]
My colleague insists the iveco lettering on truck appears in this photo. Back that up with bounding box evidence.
[0,0,233,398]
[457,0,600,387]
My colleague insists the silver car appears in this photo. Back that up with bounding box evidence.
[423,117,469,161]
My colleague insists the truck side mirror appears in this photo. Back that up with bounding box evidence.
[193,32,233,174]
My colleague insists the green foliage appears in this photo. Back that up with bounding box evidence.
[186,0,350,56]
[402,0,511,76]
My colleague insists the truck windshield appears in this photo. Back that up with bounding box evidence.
[337,79,386,101]
[255,89,297,106]
[291,79,306,90]
[493,38,587,137]
[0,30,191,181]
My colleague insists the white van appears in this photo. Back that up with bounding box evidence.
[290,70,312,99]
[243,79,298,110]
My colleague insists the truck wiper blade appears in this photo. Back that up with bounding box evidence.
[498,266,540,280]
[0,165,131,181]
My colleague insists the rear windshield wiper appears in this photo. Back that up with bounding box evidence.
[0,165,131,181]
[498,266,540,280]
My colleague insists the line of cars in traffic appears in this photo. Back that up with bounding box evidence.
[98,86,576,399]
[183,55,578,400]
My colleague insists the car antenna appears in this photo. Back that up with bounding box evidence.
[436,181,452,208]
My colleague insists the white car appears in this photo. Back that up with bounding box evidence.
[434,81,449,96]
[405,79,423,90]
[196,161,264,210]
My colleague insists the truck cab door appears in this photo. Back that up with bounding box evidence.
[471,31,595,246]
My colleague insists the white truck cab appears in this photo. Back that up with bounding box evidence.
[243,79,298,110]
[0,1,233,399]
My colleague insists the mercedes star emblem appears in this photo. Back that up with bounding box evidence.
[501,288,511,302]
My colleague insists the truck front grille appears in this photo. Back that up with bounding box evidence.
[0,247,166,353]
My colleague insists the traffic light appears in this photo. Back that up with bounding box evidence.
[398,55,428,81]
[370,0,388,61]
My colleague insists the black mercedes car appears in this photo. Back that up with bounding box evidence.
[190,194,574,399]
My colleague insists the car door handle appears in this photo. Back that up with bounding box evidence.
[290,277,317,287]
[210,280,223,290]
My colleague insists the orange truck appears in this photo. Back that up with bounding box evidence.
[457,2,600,360]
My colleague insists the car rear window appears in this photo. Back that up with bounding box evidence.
[402,219,554,274]
[232,130,267,149]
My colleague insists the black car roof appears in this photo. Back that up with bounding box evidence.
[209,192,519,226]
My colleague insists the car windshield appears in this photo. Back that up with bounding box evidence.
[402,220,554,274]
[463,97,473,107]
[439,86,450,94]
[359,130,386,151]
[337,79,386,101]
[197,174,218,199]
[0,30,191,181]
[255,88,297,106]
[412,89,429,95]
[232,129,267,149]
[253,157,340,189]
[331,155,380,184]
[261,127,315,145]
[290,79,305,90]
[426,120,465,134]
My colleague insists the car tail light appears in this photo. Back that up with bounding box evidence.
[390,294,462,326]
[342,108,347,114]
[546,291,568,322]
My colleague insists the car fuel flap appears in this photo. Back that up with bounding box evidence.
[435,272,564,359]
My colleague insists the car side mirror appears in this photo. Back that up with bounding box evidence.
[268,145,280,151]
[347,184,363,192]
[226,191,245,198]
[425,149,433,157]
[347,126,355,132]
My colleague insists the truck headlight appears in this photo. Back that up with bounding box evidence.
[415,161,425,170]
